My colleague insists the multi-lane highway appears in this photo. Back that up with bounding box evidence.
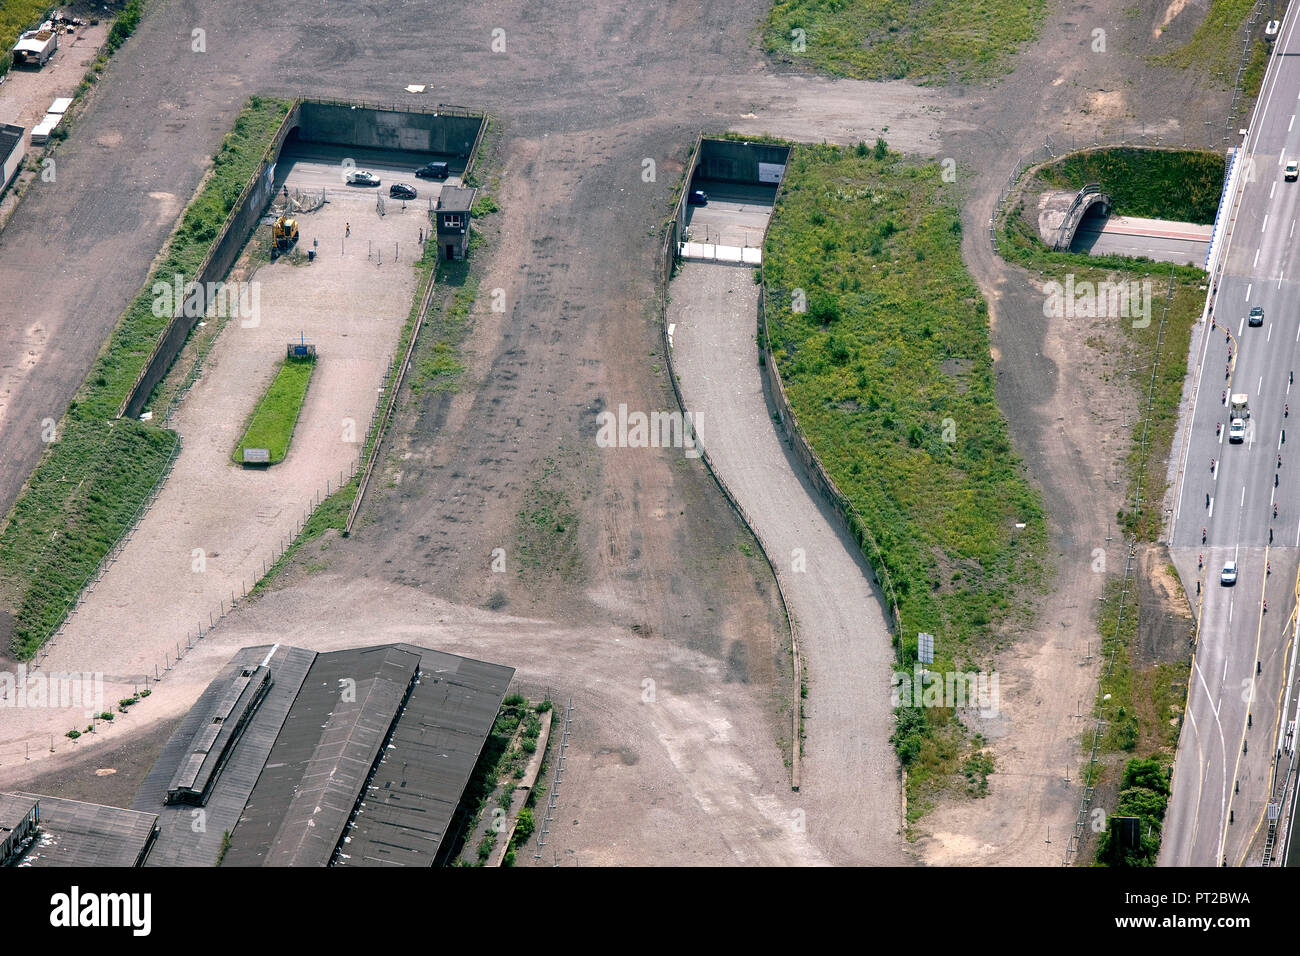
[1163,7,1300,866]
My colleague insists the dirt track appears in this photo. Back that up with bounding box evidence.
[0,0,1242,865]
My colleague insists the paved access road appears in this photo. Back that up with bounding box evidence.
[1164,7,1300,867]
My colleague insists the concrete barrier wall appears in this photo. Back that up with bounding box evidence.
[122,100,486,419]
[671,136,703,253]
[295,101,482,157]
[696,138,792,186]
[122,102,304,419]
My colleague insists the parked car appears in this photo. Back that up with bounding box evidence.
[346,169,380,187]
[389,183,417,200]
[687,189,708,206]
[1286,159,1298,182]
[1221,560,1238,586]
[1249,305,1265,327]
[1266,19,1281,41]
[415,161,449,180]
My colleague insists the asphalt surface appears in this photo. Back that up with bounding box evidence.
[1163,7,1300,867]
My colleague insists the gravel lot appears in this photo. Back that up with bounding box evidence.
[0,0,1240,866]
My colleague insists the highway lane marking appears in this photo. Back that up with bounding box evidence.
[1210,497,1216,517]
[1293,219,1297,238]
[1270,324,1274,342]
[1274,181,1279,199]
[1241,318,1246,335]
[1256,248,1261,267]
[1264,214,1270,233]
[1260,376,1265,393]
[1221,544,1272,865]
[1247,284,1253,299]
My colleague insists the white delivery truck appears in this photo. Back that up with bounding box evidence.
[1229,393,1249,443]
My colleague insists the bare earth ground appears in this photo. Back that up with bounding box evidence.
[0,0,1239,865]
[0,18,109,227]
[0,194,417,753]
[916,0,1231,864]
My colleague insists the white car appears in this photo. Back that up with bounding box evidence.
[346,169,381,186]
[1286,160,1298,182]
[1221,561,1238,586]
[1228,418,1246,443]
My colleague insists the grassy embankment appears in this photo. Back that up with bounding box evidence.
[763,140,1050,822]
[762,0,1047,82]
[998,146,1218,863]
[232,355,316,464]
[1156,0,1260,83]
[0,96,293,659]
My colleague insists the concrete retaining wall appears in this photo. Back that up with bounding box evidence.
[122,102,304,419]
[294,100,482,157]
[122,100,487,420]
[695,138,791,186]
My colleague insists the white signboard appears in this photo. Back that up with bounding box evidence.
[758,162,785,185]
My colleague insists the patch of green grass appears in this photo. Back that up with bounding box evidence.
[1095,757,1170,866]
[1037,148,1226,224]
[763,0,1048,83]
[764,141,1049,818]
[1095,579,1140,753]
[410,279,476,396]
[232,356,315,465]
[0,96,292,658]
[1243,36,1269,99]
[104,0,142,55]
[765,142,1049,660]
[471,194,499,216]
[514,457,584,585]
[1154,0,1257,83]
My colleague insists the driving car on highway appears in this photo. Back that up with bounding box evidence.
[1249,305,1264,327]
[1286,159,1298,182]
[1229,418,1246,443]
[1221,561,1238,586]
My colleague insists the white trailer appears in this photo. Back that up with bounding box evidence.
[12,24,58,67]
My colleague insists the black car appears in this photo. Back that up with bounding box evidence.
[415,162,449,180]
[1249,305,1264,327]
[389,183,418,200]
[687,189,708,205]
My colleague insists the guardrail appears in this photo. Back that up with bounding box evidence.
[302,96,485,121]
[1052,183,1104,251]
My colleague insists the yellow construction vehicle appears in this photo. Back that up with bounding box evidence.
[272,215,299,251]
